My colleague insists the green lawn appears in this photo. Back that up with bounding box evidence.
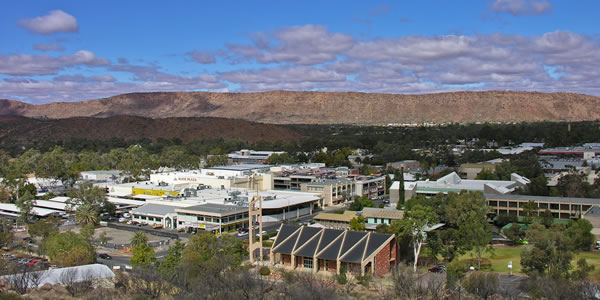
[455,246,600,280]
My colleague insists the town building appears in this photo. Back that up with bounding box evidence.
[149,164,273,191]
[313,208,404,230]
[538,146,600,158]
[458,161,501,179]
[301,179,355,206]
[386,160,421,172]
[403,172,529,200]
[228,149,285,164]
[485,194,600,219]
[582,206,600,240]
[270,225,397,277]
[80,170,123,182]
[128,188,320,234]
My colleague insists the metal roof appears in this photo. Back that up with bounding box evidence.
[0,264,114,288]
[272,225,394,264]
[485,193,600,205]
[175,203,247,216]
[131,203,178,216]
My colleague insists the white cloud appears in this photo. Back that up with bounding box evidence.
[18,10,79,35]
[490,0,553,16]
[0,50,109,76]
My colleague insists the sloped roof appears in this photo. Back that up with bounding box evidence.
[272,225,394,264]
[0,264,114,288]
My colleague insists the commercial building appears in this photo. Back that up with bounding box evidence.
[538,146,600,158]
[314,208,404,230]
[129,188,320,234]
[485,194,600,219]
[403,172,529,200]
[355,175,386,201]
[80,170,123,182]
[270,225,397,277]
[149,165,273,191]
[301,179,355,206]
[228,149,285,164]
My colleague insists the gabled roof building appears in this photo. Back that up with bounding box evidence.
[270,224,397,277]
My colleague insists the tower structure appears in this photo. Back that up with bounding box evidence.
[248,174,263,264]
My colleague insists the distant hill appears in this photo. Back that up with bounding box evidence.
[0,115,302,143]
[1,90,600,124]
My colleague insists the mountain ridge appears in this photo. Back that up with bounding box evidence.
[0,115,302,143]
[1,90,599,124]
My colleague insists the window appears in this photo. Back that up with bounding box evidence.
[303,257,313,269]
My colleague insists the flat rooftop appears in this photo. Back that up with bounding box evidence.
[175,203,247,216]
[206,164,272,171]
[485,194,600,205]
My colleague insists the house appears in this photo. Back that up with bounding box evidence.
[270,225,397,277]
[313,208,404,230]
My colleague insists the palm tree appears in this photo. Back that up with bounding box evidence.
[75,203,99,226]
[131,231,149,249]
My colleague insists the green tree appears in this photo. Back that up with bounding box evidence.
[521,200,538,225]
[181,233,246,279]
[265,153,294,165]
[157,241,184,280]
[27,217,60,239]
[565,219,595,251]
[397,168,405,209]
[45,231,96,267]
[396,204,438,271]
[540,209,554,228]
[74,203,99,226]
[0,219,14,248]
[131,244,156,269]
[15,190,35,225]
[475,169,498,180]
[527,175,549,196]
[348,197,363,211]
[349,216,366,231]
[205,154,228,168]
[79,224,95,243]
[131,232,149,249]
[571,258,595,281]
[521,224,573,279]
[503,224,525,244]
[68,182,107,225]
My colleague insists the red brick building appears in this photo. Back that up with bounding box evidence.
[270,224,397,277]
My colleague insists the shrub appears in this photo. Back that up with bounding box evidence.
[259,266,271,276]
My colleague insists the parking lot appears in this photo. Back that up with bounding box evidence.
[92,226,167,246]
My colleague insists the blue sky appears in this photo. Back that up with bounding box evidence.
[1,0,599,103]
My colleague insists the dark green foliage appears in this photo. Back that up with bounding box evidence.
[259,266,271,276]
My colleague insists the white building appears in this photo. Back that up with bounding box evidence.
[80,170,123,182]
[228,149,285,164]
[400,172,529,200]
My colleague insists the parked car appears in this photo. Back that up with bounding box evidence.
[152,223,163,229]
[255,230,267,237]
[98,254,112,260]
[237,231,249,237]
[428,265,446,273]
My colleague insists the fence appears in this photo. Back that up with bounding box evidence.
[106,222,180,240]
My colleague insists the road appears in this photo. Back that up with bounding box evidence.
[97,249,170,268]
